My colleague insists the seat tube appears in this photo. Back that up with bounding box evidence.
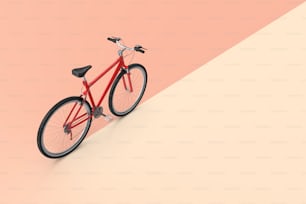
[83,77,96,108]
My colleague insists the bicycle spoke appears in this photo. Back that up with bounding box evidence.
[38,97,91,158]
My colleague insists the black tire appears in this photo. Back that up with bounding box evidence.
[37,96,92,158]
[109,63,147,116]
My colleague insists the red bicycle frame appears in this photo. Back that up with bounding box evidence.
[63,55,133,129]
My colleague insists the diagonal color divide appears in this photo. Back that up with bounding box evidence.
[24,2,306,203]
[0,0,305,203]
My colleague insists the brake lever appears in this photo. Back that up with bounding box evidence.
[135,45,147,50]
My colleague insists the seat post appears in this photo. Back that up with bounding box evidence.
[82,76,96,107]
[82,77,89,89]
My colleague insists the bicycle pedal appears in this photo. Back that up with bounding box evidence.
[103,115,113,122]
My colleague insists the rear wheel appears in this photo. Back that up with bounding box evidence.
[109,63,147,116]
[37,96,92,158]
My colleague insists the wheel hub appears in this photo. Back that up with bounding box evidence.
[63,124,71,134]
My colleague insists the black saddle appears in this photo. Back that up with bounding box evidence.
[72,65,92,78]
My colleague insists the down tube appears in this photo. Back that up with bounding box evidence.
[96,66,121,107]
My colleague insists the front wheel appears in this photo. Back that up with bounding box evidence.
[37,96,92,158]
[109,63,147,116]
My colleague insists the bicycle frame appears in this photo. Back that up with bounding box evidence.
[63,55,133,129]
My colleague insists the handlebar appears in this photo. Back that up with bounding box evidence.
[107,37,146,54]
[134,45,145,53]
[107,37,121,43]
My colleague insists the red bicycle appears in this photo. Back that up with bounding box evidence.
[37,37,147,158]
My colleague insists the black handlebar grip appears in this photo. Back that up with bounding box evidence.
[134,45,145,54]
[107,37,116,43]
[135,48,145,53]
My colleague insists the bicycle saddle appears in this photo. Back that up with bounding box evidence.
[72,65,92,78]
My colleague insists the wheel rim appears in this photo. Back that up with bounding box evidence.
[40,100,91,157]
[111,67,146,115]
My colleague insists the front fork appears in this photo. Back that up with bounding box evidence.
[122,68,133,92]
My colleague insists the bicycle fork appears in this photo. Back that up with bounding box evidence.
[122,72,134,92]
